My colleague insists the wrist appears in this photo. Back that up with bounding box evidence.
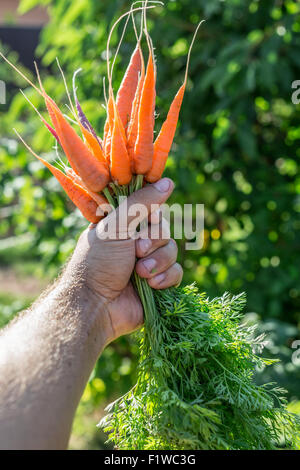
[53,276,113,355]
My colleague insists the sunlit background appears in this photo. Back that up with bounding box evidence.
[0,0,299,449]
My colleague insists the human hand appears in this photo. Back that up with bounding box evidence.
[64,178,183,345]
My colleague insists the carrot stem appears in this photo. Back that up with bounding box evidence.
[135,174,144,191]
[103,187,117,209]
[106,4,156,95]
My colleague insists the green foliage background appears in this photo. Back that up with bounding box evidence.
[0,0,299,449]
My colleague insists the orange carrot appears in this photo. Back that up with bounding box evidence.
[127,58,145,163]
[44,94,60,129]
[133,52,156,174]
[116,44,142,129]
[146,21,204,182]
[105,96,114,137]
[46,98,110,193]
[20,89,60,144]
[80,123,107,165]
[103,96,115,164]
[145,84,184,183]
[66,168,109,208]
[103,118,110,149]
[104,91,127,168]
[43,163,101,223]
[104,3,155,171]
[126,1,145,144]
[132,0,156,174]
[110,101,132,185]
[104,130,112,164]
[15,131,102,224]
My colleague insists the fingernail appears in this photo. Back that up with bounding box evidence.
[142,258,156,272]
[139,238,152,253]
[153,272,166,285]
[153,178,171,193]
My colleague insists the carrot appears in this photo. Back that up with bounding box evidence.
[35,62,110,190]
[104,3,156,140]
[46,97,110,193]
[43,119,60,143]
[44,94,61,131]
[46,166,102,223]
[80,123,107,165]
[133,2,156,175]
[0,54,61,142]
[103,95,115,164]
[66,167,84,185]
[127,66,144,162]
[102,77,110,146]
[146,20,204,183]
[33,63,63,132]
[20,90,60,144]
[103,118,110,149]
[116,44,142,129]
[126,3,145,147]
[104,7,141,181]
[104,129,112,164]
[126,21,145,165]
[133,52,156,174]
[66,168,109,208]
[110,100,132,185]
[72,68,103,149]
[14,131,102,224]
[145,85,184,182]
[105,99,127,171]
[43,164,102,224]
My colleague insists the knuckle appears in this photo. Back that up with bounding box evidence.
[161,219,171,239]
[168,238,178,255]
[135,258,145,273]
[175,263,183,279]
[147,278,156,289]
[148,225,162,242]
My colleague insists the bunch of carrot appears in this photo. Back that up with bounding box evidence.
[0,2,201,224]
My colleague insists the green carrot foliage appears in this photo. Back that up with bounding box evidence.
[100,285,300,449]
[98,181,300,450]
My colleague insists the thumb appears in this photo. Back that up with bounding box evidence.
[97,178,174,240]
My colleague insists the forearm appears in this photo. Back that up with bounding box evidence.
[0,277,110,450]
